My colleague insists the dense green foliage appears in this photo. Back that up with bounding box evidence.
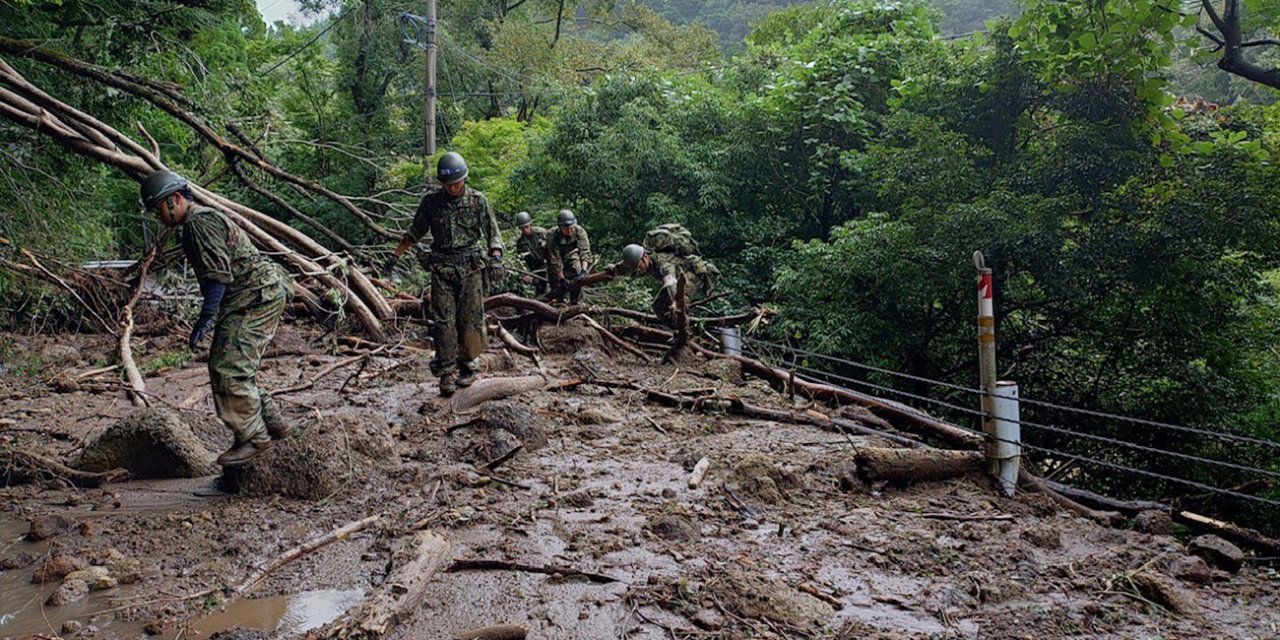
[2,0,1280,527]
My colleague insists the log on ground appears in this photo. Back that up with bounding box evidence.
[854,447,984,484]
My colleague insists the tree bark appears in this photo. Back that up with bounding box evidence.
[854,447,984,484]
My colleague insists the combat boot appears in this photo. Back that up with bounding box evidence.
[439,375,457,397]
[216,440,273,467]
[456,371,477,388]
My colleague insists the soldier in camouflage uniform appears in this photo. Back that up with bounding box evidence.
[514,211,550,297]
[384,152,503,397]
[546,209,592,304]
[619,243,719,334]
[141,170,293,467]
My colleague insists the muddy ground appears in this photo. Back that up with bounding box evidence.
[2,323,1279,639]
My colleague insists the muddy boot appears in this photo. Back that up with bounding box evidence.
[439,375,457,398]
[216,440,273,467]
[456,371,477,388]
[261,397,290,440]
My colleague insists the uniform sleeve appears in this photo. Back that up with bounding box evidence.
[407,196,433,244]
[578,228,593,268]
[546,234,562,275]
[184,212,234,285]
[481,195,503,254]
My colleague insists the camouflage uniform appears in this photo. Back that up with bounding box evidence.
[516,226,551,296]
[407,185,502,377]
[546,226,592,303]
[181,206,291,446]
[643,252,718,331]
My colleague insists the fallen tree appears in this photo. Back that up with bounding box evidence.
[855,447,984,484]
[0,56,390,340]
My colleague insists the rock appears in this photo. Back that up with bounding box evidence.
[691,608,726,630]
[648,514,700,543]
[1188,535,1245,573]
[221,430,346,500]
[579,406,622,425]
[52,375,81,393]
[46,578,89,606]
[91,575,118,591]
[1131,571,1198,615]
[728,454,804,505]
[65,566,110,583]
[99,548,140,576]
[725,572,834,630]
[1020,525,1062,550]
[32,554,87,583]
[0,551,41,570]
[1133,510,1174,535]
[1170,555,1213,584]
[27,514,75,541]
[78,408,218,478]
[208,630,271,640]
[62,620,83,634]
[558,490,595,509]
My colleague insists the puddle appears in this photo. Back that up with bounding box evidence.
[180,588,364,639]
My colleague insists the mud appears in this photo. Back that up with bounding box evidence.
[2,324,1280,639]
[78,408,219,478]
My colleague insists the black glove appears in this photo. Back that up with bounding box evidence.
[575,269,587,282]
[489,257,505,282]
[189,280,226,350]
[381,253,400,277]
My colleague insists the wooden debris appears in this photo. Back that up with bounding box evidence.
[453,625,528,640]
[854,447,984,484]
[688,457,711,489]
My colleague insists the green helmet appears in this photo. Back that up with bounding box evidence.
[622,244,646,269]
[515,211,533,227]
[436,152,468,184]
[140,170,188,209]
[557,209,577,227]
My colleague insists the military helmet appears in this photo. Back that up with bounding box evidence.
[140,170,188,209]
[515,211,533,227]
[436,152,469,184]
[622,244,646,269]
[557,209,577,227]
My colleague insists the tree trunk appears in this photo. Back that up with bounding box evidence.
[854,447,984,484]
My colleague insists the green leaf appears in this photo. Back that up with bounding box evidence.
[1076,32,1098,50]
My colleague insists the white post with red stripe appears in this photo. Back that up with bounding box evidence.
[975,251,1015,494]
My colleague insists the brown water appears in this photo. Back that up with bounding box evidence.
[178,588,364,639]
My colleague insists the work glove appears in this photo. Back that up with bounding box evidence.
[575,269,587,283]
[381,254,400,277]
[488,257,505,282]
[189,280,225,350]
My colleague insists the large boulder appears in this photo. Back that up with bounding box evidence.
[1188,535,1245,573]
[77,408,218,478]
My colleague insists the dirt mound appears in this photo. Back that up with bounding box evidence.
[539,323,601,354]
[446,401,549,464]
[325,408,398,465]
[723,571,834,630]
[222,431,347,500]
[77,408,218,478]
[727,454,804,505]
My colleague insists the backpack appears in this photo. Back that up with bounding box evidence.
[644,223,700,257]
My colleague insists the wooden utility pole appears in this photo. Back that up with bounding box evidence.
[425,0,437,156]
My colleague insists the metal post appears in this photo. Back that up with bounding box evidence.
[719,327,742,356]
[425,0,437,157]
[974,251,998,475]
[992,381,1020,497]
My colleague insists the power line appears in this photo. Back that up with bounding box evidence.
[260,9,352,76]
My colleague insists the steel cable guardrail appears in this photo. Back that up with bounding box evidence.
[744,341,1280,507]
[741,335,1280,451]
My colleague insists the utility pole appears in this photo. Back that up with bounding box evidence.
[425,0,437,157]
